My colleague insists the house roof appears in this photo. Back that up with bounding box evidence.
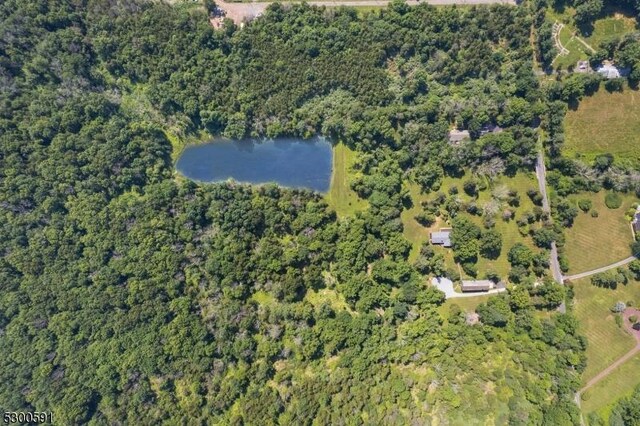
[430,230,451,247]
[596,63,629,79]
[461,280,493,292]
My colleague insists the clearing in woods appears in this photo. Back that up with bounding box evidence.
[327,143,368,218]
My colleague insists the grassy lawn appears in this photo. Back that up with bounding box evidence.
[563,191,636,275]
[572,277,640,418]
[585,14,636,49]
[326,143,367,218]
[573,278,639,382]
[547,7,589,69]
[582,352,640,419]
[401,172,540,280]
[472,173,539,278]
[402,182,441,262]
[554,24,591,69]
[564,86,640,165]
[439,295,491,319]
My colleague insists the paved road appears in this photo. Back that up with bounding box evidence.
[564,256,638,282]
[216,0,515,22]
[535,152,564,284]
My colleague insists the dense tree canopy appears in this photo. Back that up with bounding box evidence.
[0,0,587,423]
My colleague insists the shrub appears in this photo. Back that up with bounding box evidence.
[615,314,623,328]
[605,192,622,209]
[605,78,624,92]
[612,301,626,313]
[414,212,435,227]
[590,210,599,218]
[577,199,592,212]
[630,315,638,323]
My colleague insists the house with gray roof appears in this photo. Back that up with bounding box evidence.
[633,206,640,234]
[430,229,452,248]
[461,280,493,293]
[596,63,629,79]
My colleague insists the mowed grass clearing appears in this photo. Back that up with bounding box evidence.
[564,87,640,164]
[585,13,637,49]
[582,352,640,418]
[326,143,367,218]
[572,277,640,416]
[554,24,592,69]
[563,191,636,275]
[573,278,639,382]
[439,294,492,319]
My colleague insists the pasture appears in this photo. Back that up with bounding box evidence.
[564,87,640,164]
[572,277,640,417]
[562,191,636,275]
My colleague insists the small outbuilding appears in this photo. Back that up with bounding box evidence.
[430,229,452,248]
[461,280,493,293]
[576,60,589,73]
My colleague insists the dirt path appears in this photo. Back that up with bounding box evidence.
[578,308,640,395]
[216,0,515,23]
[564,256,637,282]
[573,34,596,54]
[580,346,640,394]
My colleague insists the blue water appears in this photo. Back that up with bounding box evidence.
[176,138,333,192]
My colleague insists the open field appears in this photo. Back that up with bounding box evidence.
[563,191,636,274]
[582,352,640,419]
[326,143,368,217]
[573,278,639,382]
[586,14,637,50]
[572,278,640,417]
[564,87,640,164]
[215,0,514,23]
[402,172,540,279]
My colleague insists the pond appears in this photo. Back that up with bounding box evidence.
[176,138,333,192]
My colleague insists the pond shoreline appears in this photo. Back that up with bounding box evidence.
[175,137,333,192]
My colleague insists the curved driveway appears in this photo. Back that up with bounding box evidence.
[564,256,638,282]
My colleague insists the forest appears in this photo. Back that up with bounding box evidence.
[0,0,616,423]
